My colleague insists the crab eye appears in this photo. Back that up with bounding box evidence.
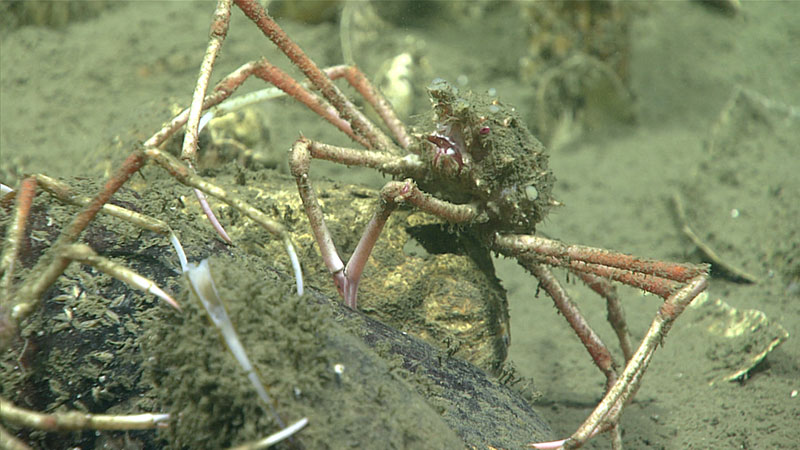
[479,126,491,135]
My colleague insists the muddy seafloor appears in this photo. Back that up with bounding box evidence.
[2,1,799,449]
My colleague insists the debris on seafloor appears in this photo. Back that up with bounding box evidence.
[675,86,796,386]
[684,294,788,385]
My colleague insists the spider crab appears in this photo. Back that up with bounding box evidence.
[0,1,709,448]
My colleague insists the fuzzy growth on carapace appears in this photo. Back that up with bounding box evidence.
[414,79,555,235]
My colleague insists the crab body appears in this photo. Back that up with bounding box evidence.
[414,79,555,235]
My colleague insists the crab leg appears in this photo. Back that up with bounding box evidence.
[570,270,634,362]
[325,65,413,150]
[32,174,171,235]
[181,0,232,167]
[179,0,235,244]
[62,244,180,310]
[495,234,707,298]
[297,139,425,177]
[554,275,709,449]
[8,150,148,323]
[0,177,37,344]
[248,59,367,147]
[291,139,477,307]
[233,0,397,152]
[0,177,36,299]
[523,263,618,390]
[0,396,169,431]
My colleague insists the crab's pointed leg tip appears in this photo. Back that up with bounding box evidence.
[529,439,567,449]
[164,295,182,312]
[152,413,171,428]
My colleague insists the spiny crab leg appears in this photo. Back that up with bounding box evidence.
[7,150,148,323]
[0,177,36,299]
[495,234,706,298]
[0,395,169,450]
[245,59,368,147]
[324,65,413,150]
[493,233,709,448]
[291,136,476,308]
[571,270,634,362]
[62,244,180,310]
[228,417,309,450]
[32,173,172,235]
[178,0,235,244]
[181,0,231,164]
[146,147,303,296]
[550,275,709,449]
[233,0,398,152]
[525,263,618,391]
[0,397,170,431]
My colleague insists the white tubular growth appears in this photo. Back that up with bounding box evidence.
[285,240,303,296]
[183,259,284,427]
[172,229,284,425]
[230,417,309,450]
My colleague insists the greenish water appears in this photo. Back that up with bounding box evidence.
[2,2,798,448]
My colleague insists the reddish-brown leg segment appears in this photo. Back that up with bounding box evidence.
[291,138,477,308]
[561,274,708,448]
[571,270,634,362]
[234,0,396,152]
[493,233,709,448]
[324,65,412,150]
[495,234,706,298]
[524,263,619,390]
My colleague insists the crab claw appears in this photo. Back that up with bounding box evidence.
[426,134,464,173]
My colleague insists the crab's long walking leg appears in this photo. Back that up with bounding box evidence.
[145,147,303,295]
[343,180,478,308]
[62,244,180,310]
[249,59,368,148]
[495,234,707,298]
[227,417,309,450]
[522,263,618,391]
[0,396,169,431]
[32,174,172,235]
[0,177,36,299]
[297,139,425,177]
[325,65,412,150]
[289,139,348,299]
[571,270,634,362]
[559,275,709,449]
[182,0,232,166]
[0,177,37,345]
[179,0,235,244]
[10,150,148,323]
[233,0,397,151]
